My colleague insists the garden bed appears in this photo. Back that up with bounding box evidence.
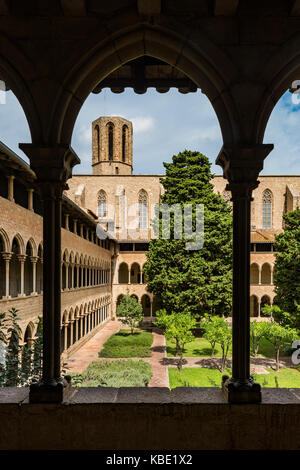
[98,329,153,358]
[71,359,152,387]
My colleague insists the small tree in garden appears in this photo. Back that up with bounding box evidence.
[250,321,268,357]
[214,322,232,372]
[162,312,197,372]
[200,314,227,357]
[154,309,180,354]
[116,292,143,334]
[264,323,298,371]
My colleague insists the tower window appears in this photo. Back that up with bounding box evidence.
[98,190,107,218]
[95,124,100,161]
[108,123,114,161]
[262,189,272,229]
[138,190,148,229]
[122,125,128,162]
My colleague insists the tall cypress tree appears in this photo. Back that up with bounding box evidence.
[273,207,300,329]
[143,150,232,318]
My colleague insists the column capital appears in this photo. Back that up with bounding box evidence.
[19,144,80,189]
[30,256,39,264]
[216,144,274,197]
[17,254,27,262]
[2,252,12,261]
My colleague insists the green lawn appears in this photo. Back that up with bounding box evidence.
[166,336,290,359]
[70,359,152,387]
[168,367,300,389]
[99,329,153,358]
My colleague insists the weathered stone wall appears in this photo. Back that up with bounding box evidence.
[0,387,300,450]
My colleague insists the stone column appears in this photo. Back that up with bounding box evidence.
[271,266,274,285]
[65,213,69,230]
[7,175,15,201]
[128,267,131,285]
[17,254,26,297]
[216,144,273,404]
[258,301,261,318]
[30,256,38,295]
[73,219,78,235]
[65,262,69,290]
[64,323,68,351]
[2,252,12,298]
[20,143,80,403]
[258,266,262,285]
[71,263,74,289]
[28,188,34,211]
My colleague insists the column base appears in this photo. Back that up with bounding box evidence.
[222,375,261,404]
[29,375,73,404]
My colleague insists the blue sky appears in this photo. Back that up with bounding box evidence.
[1,88,300,175]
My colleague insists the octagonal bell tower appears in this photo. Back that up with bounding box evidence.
[92,116,133,175]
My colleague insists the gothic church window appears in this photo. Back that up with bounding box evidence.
[98,190,107,218]
[107,123,114,161]
[138,190,148,229]
[262,189,272,229]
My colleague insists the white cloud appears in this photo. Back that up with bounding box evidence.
[131,116,155,134]
[77,124,91,144]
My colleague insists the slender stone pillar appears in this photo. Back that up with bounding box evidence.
[65,213,69,230]
[17,254,26,297]
[258,266,262,285]
[73,219,78,235]
[30,256,38,295]
[20,143,80,403]
[65,262,69,290]
[2,253,12,298]
[28,188,34,211]
[7,175,15,201]
[216,144,273,403]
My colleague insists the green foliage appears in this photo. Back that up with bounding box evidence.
[155,311,196,371]
[0,310,43,387]
[263,322,298,371]
[261,304,290,327]
[273,208,300,329]
[200,314,228,358]
[250,321,269,357]
[143,150,232,318]
[72,359,152,387]
[116,292,144,334]
[99,329,153,357]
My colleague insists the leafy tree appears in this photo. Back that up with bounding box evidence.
[213,318,232,372]
[261,304,290,327]
[250,321,268,357]
[143,150,232,318]
[116,292,143,334]
[273,208,300,329]
[200,314,227,357]
[264,323,298,371]
[158,312,196,372]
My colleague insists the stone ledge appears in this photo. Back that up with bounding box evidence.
[1,386,300,405]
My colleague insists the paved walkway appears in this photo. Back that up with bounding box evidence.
[163,355,293,374]
[65,320,121,373]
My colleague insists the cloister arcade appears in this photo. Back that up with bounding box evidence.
[118,262,146,285]
[0,229,110,300]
